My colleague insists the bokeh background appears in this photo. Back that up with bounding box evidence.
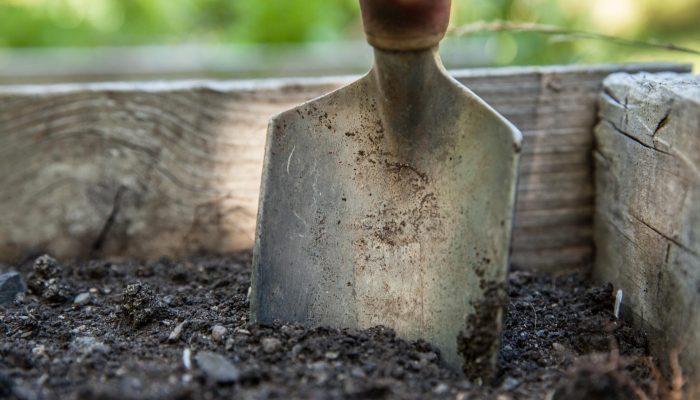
[0,0,698,83]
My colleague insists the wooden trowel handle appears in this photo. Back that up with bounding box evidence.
[359,0,451,51]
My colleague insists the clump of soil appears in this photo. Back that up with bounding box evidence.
[0,254,669,399]
[121,282,170,328]
[25,255,74,304]
[552,352,656,400]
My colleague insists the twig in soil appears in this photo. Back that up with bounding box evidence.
[605,340,620,371]
[614,289,623,319]
[668,348,685,400]
[449,21,700,56]
[183,348,192,370]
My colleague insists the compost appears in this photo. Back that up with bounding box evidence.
[0,253,668,399]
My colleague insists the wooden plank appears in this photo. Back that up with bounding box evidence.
[512,225,593,250]
[511,245,594,273]
[514,206,592,228]
[0,63,691,272]
[593,72,700,393]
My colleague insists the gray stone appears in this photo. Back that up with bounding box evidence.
[182,348,192,370]
[418,351,438,362]
[32,345,47,358]
[291,344,304,358]
[70,336,110,355]
[350,367,366,378]
[168,320,187,342]
[261,337,281,353]
[0,272,25,305]
[502,377,521,391]
[162,295,175,305]
[194,351,239,384]
[211,325,227,343]
[432,383,450,395]
[73,292,91,305]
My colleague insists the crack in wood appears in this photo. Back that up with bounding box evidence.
[91,186,126,254]
[653,108,672,137]
[593,149,612,167]
[602,89,623,108]
[629,212,699,258]
[604,119,672,156]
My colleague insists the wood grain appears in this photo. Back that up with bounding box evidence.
[593,72,700,391]
[0,64,690,271]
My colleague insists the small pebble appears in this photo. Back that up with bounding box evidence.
[418,351,438,362]
[502,377,521,391]
[433,383,450,395]
[261,337,282,353]
[162,295,175,305]
[324,351,339,360]
[32,345,47,358]
[168,320,188,342]
[211,325,227,343]
[182,348,192,370]
[614,289,623,319]
[73,292,91,306]
[552,342,567,353]
[350,367,366,378]
[291,344,304,358]
[195,351,239,383]
[70,336,109,355]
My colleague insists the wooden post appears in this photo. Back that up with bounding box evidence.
[594,72,700,392]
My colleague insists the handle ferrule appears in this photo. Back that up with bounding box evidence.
[359,0,451,51]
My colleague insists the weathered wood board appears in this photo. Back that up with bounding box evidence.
[593,72,700,391]
[0,63,690,270]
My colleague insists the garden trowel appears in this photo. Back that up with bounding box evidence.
[251,0,521,378]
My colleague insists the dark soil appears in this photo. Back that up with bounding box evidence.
[0,254,671,399]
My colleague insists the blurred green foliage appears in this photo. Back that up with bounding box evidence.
[0,0,698,66]
[0,0,360,46]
